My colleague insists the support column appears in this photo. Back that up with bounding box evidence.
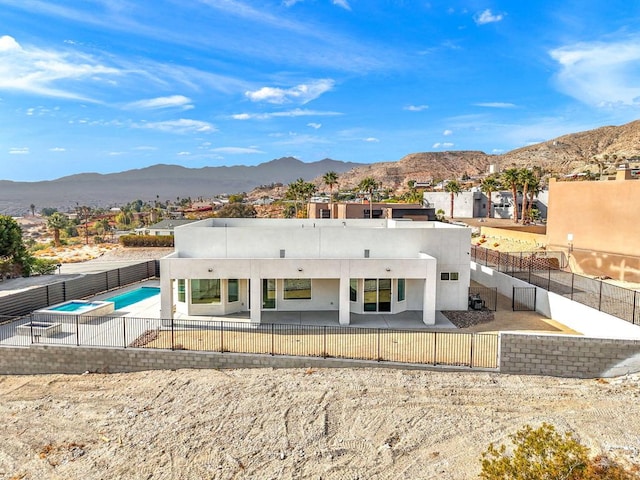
[160,266,174,323]
[250,262,261,324]
[422,259,437,325]
[339,260,350,325]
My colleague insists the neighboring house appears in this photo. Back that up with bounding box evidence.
[308,202,436,221]
[159,218,471,325]
[423,190,548,220]
[140,219,197,236]
[546,164,640,282]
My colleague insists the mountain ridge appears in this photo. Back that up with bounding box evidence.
[2,119,640,216]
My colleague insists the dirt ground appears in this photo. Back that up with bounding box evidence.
[1,368,639,480]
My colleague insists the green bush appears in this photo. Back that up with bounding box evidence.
[119,235,174,247]
[480,423,638,479]
[31,258,59,275]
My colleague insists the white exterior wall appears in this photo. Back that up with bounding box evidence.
[160,219,469,324]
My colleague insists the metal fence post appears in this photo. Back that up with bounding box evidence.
[547,265,551,290]
[571,274,575,301]
[171,318,175,351]
[123,317,127,348]
[377,328,381,362]
[323,325,327,358]
[76,315,80,346]
[598,281,603,311]
[633,292,638,325]
[220,321,224,353]
[271,323,275,356]
[469,333,474,368]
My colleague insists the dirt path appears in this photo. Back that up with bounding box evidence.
[1,368,639,479]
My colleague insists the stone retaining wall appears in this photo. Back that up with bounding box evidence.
[501,333,640,378]
[0,345,481,375]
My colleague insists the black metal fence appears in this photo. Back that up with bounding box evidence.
[1,315,499,369]
[0,261,159,317]
[469,286,498,311]
[471,246,640,325]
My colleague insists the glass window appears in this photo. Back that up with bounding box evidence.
[364,278,377,311]
[228,279,239,302]
[283,279,311,300]
[450,272,459,281]
[350,279,357,302]
[378,279,391,312]
[440,272,450,281]
[177,279,185,302]
[397,278,405,302]
[262,279,276,309]
[191,279,221,304]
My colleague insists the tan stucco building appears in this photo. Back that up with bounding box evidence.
[546,165,640,282]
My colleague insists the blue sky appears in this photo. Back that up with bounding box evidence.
[1,1,640,182]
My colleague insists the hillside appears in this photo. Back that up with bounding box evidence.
[2,119,640,215]
[0,158,359,215]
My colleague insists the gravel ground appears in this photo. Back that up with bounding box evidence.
[1,368,639,480]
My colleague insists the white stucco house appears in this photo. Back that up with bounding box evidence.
[159,218,471,326]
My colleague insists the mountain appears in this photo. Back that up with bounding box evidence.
[3,119,640,216]
[0,158,360,215]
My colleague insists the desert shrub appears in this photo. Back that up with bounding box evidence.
[119,235,174,247]
[31,258,59,275]
[480,423,638,479]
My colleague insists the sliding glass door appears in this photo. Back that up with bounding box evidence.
[363,278,392,312]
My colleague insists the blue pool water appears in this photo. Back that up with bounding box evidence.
[49,301,104,312]
[107,287,160,309]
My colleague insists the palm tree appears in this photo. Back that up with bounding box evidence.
[501,168,521,223]
[480,176,500,219]
[322,171,339,218]
[285,178,316,218]
[444,179,462,219]
[47,212,68,247]
[525,175,542,222]
[29,204,36,216]
[518,168,537,224]
[358,177,379,219]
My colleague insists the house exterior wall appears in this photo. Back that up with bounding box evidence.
[546,175,640,282]
[160,219,470,324]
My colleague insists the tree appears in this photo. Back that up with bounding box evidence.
[216,203,257,218]
[444,179,462,219]
[30,204,36,216]
[358,177,380,219]
[0,215,32,276]
[518,168,537,224]
[47,212,68,247]
[322,171,339,218]
[480,423,637,480]
[285,178,316,218]
[501,168,521,223]
[480,176,501,219]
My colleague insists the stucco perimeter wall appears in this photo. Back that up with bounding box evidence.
[501,333,640,378]
[471,262,640,339]
[0,345,471,375]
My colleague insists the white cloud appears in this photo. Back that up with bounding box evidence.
[135,118,217,134]
[307,122,322,129]
[332,0,351,10]
[0,35,121,101]
[443,129,453,136]
[432,142,454,148]
[474,102,516,108]
[232,108,341,120]
[404,104,429,111]
[177,151,191,156]
[550,36,640,107]
[134,145,158,151]
[363,137,379,142]
[245,79,335,104]
[210,147,264,154]
[126,95,193,110]
[9,147,29,155]
[474,9,504,25]
[492,149,504,153]
[49,147,66,152]
[283,0,350,9]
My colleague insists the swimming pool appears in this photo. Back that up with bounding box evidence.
[49,301,111,313]
[107,286,160,309]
